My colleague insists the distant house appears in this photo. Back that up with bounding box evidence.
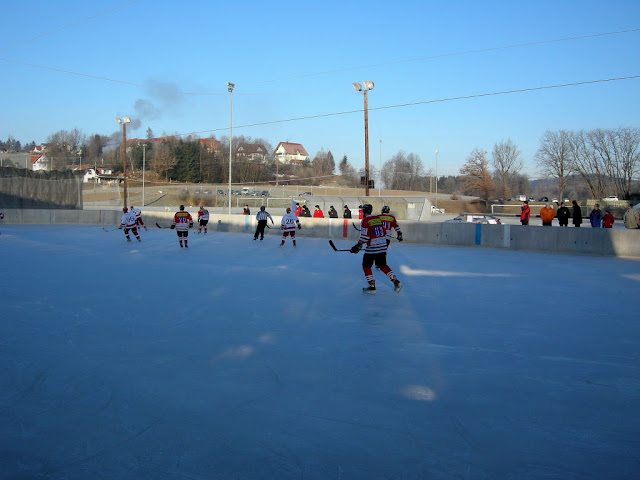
[273,142,309,165]
[199,137,222,153]
[31,154,49,171]
[236,143,268,162]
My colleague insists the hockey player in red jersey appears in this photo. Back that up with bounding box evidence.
[119,207,141,243]
[350,204,402,294]
[280,207,301,247]
[197,206,210,234]
[379,205,403,247]
[170,205,194,248]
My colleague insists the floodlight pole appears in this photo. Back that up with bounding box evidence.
[115,117,131,209]
[435,150,439,210]
[227,82,234,214]
[353,81,374,197]
[142,143,147,207]
[363,88,370,196]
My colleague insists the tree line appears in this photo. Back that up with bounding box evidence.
[2,126,638,200]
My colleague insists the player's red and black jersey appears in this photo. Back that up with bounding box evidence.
[358,215,388,254]
[379,213,401,238]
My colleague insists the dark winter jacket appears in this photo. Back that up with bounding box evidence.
[556,206,570,225]
[572,204,582,226]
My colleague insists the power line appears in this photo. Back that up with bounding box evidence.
[0,28,637,96]
[178,75,640,138]
[1,0,140,53]
[238,28,640,87]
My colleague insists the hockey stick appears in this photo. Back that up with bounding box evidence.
[103,227,117,232]
[329,240,351,252]
[352,222,361,231]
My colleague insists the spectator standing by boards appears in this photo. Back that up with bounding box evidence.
[520,201,530,225]
[556,202,570,227]
[572,201,583,227]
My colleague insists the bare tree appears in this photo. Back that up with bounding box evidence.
[586,127,640,199]
[567,130,608,200]
[460,148,494,204]
[492,139,522,200]
[150,140,178,181]
[535,130,573,200]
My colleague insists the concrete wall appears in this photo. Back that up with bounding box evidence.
[2,208,639,258]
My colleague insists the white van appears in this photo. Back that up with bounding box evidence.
[241,187,255,195]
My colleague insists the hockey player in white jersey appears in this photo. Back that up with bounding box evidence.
[119,207,141,242]
[280,207,301,247]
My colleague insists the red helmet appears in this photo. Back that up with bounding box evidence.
[286,207,291,213]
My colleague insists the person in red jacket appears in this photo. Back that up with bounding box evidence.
[520,201,531,225]
[313,205,324,218]
[294,203,302,217]
[603,209,615,228]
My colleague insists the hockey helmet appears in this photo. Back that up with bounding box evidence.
[122,207,128,213]
[381,205,390,213]
[199,206,204,210]
[360,204,373,215]
[179,205,185,211]
[286,207,291,213]
[260,206,265,211]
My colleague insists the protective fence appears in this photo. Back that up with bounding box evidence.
[0,166,83,209]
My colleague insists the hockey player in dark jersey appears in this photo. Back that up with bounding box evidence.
[350,204,402,294]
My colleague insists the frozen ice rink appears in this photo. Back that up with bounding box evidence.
[1,225,639,479]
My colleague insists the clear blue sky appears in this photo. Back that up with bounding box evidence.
[2,0,639,178]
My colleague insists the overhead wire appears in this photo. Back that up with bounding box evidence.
[175,75,640,138]
[0,27,637,96]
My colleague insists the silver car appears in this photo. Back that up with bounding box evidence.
[445,214,501,224]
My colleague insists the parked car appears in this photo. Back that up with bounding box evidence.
[217,189,225,195]
[602,196,619,201]
[298,192,312,196]
[232,190,242,196]
[551,198,559,203]
[261,190,270,196]
[203,189,212,194]
[194,189,202,194]
[538,197,548,202]
[445,214,501,225]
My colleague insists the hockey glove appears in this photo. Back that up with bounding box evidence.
[298,224,302,229]
[350,243,362,254]
[189,223,193,229]
[118,226,123,229]
[397,232,403,242]
[170,225,175,229]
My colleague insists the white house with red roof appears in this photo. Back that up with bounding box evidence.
[273,142,309,165]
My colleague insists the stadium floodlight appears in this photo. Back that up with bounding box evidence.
[353,81,375,196]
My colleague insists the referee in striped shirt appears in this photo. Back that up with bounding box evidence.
[254,206,274,241]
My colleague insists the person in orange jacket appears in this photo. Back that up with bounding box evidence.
[539,203,555,226]
[313,205,324,218]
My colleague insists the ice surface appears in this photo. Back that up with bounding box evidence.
[1,225,639,479]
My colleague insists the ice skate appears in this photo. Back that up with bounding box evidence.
[362,285,376,295]
[393,279,403,293]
